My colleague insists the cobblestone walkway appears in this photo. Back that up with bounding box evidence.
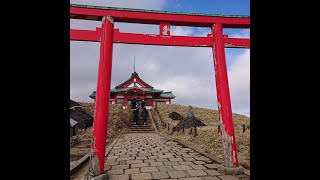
[105,133,249,180]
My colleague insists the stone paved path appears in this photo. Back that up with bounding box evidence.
[105,133,249,180]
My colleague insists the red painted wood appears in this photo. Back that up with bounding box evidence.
[70,28,101,42]
[113,29,213,47]
[212,23,238,167]
[92,16,114,174]
[70,6,250,28]
[224,37,250,48]
[116,74,152,88]
[70,29,249,48]
[152,95,154,107]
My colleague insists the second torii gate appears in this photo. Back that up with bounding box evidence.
[70,4,250,176]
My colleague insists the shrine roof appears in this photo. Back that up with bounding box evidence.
[115,72,154,89]
[160,92,176,98]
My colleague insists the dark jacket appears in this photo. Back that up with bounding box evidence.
[141,101,145,108]
[142,107,148,119]
[131,100,137,109]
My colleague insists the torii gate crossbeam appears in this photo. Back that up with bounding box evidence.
[70,4,250,176]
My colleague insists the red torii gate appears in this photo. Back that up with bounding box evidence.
[70,4,250,176]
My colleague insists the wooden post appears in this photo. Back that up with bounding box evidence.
[91,16,114,175]
[212,23,239,167]
[189,128,193,135]
[194,126,197,137]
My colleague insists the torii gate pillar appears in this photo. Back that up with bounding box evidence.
[212,23,239,168]
[91,16,114,175]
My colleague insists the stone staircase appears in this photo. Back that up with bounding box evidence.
[128,111,155,133]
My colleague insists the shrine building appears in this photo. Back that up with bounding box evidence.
[89,71,175,109]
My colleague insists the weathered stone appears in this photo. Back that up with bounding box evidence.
[218,175,241,180]
[164,161,180,166]
[111,164,129,170]
[194,156,211,161]
[179,161,194,165]
[140,166,159,173]
[204,169,221,176]
[157,165,175,172]
[172,165,193,171]
[127,160,143,164]
[107,156,119,160]
[148,155,158,159]
[144,159,156,163]
[105,160,120,166]
[131,163,149,168]
[156,158,169,162]
[130,173,153,180]
[108,169,124,175]
[204,164,222,169]
[136,156,148,160]
[163,152,176,156]
[158,154,174,159]
[168,171,187,178]
[150,162,164,166]
[184,157,196,161]
[119,154,131,158]
[168,157,184,162]
[202,177,221,180]
[179,178,204,180]
[105,165,111,171]
[193,161,206,165]
[182,154,194,158]
[124,168,140,174]
[151,171,170,179]
[190,164,207,170]
[109,174,129,180]
[138,153,152,157]
[187,169,208,177]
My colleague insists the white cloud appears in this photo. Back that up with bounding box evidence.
[70,0,166,10]
[170,26,194,36]
[228,49,250,115]
[231,29,250,38]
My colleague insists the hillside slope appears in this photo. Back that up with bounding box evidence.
[70,103,130,164]
[151,104,250,169]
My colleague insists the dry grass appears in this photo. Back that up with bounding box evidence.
[70,103,130,163]
[78,102,131,139]
[151,104,250,169]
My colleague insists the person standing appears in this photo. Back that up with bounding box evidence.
[131,98,137,109]
[137,101,143,123]
[132,99,139,125]
[142,106,148,126]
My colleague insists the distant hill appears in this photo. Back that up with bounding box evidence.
[77,102,130,139]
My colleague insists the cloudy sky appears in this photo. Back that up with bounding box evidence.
[70,0,250,117]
